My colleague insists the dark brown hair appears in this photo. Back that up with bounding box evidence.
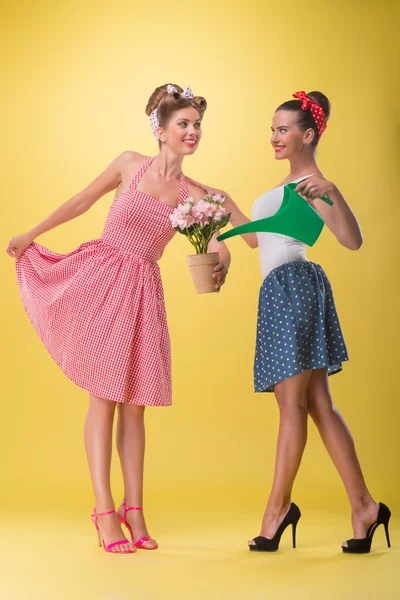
[276,91,331,146]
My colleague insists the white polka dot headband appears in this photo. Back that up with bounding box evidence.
[293,91,327,138]
[150,85,195,140]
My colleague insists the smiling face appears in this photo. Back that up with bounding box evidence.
[158,107,202,155]
[271,110,315,160]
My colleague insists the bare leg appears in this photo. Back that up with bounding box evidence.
[307,368,378,544]
[116,403,157,549]
[84,394,134,553]
[249,370,312,545]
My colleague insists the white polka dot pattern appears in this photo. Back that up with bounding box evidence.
[149,108,160,140]
[293,91,327,138]
[16,157,189,406]
[150,85,195,140]
[254,262,348,392]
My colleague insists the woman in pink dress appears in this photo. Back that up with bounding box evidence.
[6,84,233,554]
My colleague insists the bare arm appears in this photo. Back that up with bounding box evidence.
[6,151,142,259]
[295,176,363,250]
[224,194,258,249]
[208,232,231,291]
[185,176,258,248]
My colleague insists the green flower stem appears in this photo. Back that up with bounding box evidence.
[193,227,205,254]
[185,228,199,253]
[190,229,199,253]
[184,220,226,254]
[205,215,216,248]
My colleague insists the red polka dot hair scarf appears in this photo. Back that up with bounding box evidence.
[293,91,327,138]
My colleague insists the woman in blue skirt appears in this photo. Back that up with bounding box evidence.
[194,90,391,554]
[246,91,391,554]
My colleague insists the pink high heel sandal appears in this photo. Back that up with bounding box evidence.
[91,508,135,553]
[117,500,159,550]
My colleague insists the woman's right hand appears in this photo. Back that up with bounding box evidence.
[6,233,34,260]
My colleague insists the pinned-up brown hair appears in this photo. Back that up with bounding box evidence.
[146,84,207,145]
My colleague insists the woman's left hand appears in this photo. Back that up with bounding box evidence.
[295,176,336,202]
[213,263,228,291]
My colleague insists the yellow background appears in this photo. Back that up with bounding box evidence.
[1,1,399,598]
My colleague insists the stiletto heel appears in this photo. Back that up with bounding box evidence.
[249,502,301,552]
[384,521,391,548]
[292,521,298,549]
[117,500,158,550]
[91,508,134,554]
[342,502,392,554]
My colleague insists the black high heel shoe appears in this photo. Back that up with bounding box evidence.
[342,502,391,554]
[249,502,301,552]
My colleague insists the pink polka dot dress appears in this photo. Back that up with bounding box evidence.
[16,157,189,406]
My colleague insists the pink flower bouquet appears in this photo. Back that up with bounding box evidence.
[170,193,231,254]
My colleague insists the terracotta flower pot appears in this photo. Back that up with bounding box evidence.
[186,252,220,294]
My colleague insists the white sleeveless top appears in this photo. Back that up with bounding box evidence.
[252,176,312,280]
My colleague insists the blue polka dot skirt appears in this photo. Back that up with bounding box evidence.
[254,262,349,393]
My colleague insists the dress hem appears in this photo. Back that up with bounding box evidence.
[255,359,348,394]
[16,269,172,407]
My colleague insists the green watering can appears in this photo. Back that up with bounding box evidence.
[217,182,333,247]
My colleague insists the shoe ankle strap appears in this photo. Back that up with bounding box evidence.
[91,508,116,518]
[122,500,143,516]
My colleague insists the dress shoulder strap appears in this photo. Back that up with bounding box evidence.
[130,156,155,191]
[178,174,190,205]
